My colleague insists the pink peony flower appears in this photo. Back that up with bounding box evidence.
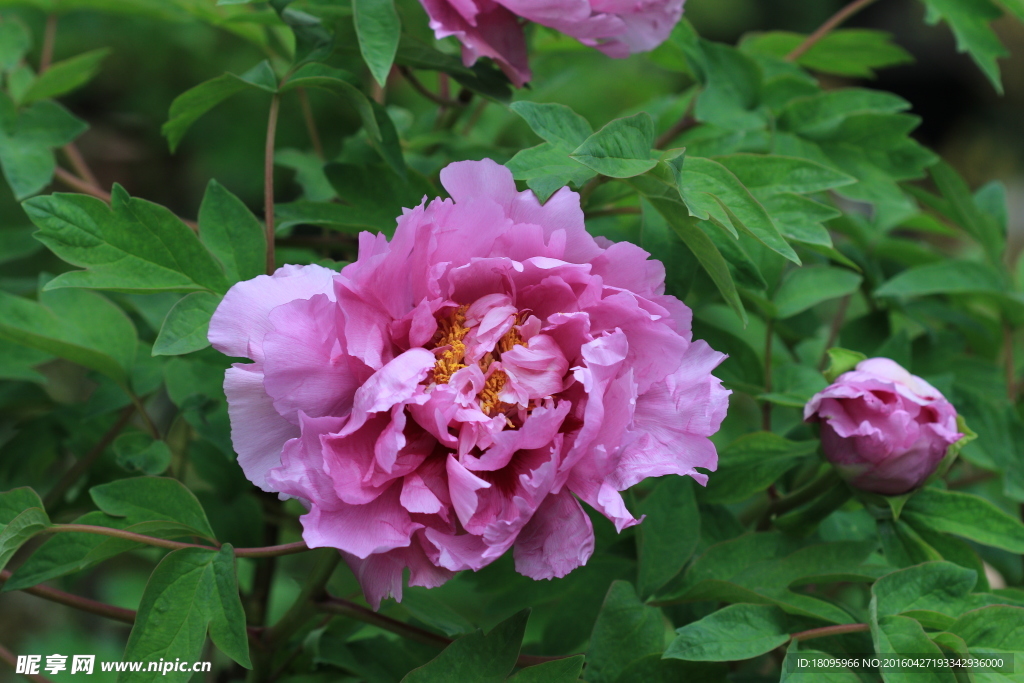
[209,159,728,608]
[804,358,962,496]
[419,0,686,86]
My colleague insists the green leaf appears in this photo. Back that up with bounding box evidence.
[644,192,746,324]
[871,614,956,683]
[120,545,251,680]
[0,506,51,573]
[948,605,1024,653]
[0,339,49,382]
[678,156,799,263]
[586,582,665,683]
[0,96,87,200]
[774,266,862,318]
[636,477,699,598]
[744,29,913,78]
[3,509,205,591]
[26,186,230,294]
[701,433,819,504]
[920,0,1008,92]
[0,488,43,523]
[90,477,216,539]
[198,179,266,283]
[153,291,222,356]
[163,61,277,152]
[570,113,656,178]
[401,609,528,682]
[924,161,1004,261]
[823,347,866,382]
[506,101,595,201]
[610,656,728,683]
[655,534,875,623]
[875,260,1004,298]
[690,39,766,131]
[664,604,790,661]
[20,48,110,104]
[0,287,137,386]
[902,487,1024,553]
[506,656,585,683]
[280,63,405,177]
[276,148,336,202]
[713,154,856,196]
[872,562,998,625]
[0,225,43,264]
[0,21,32,71]
[113,433,172,475]
[354,0,400,88]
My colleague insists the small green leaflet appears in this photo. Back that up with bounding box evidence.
[154,291,222,356]
[0,21,32,71]
[353,0,401,88]
[26,185,231,294]
[901,487,1024,553]
[742,29,913,78]
[664,604,791,662]
[20,48,111,105]
[401,609,528,682]
[119,546,251,682]
[90,476,217,540]
[919,0,1008,93]
[113,433,173,475]
[198,179,266,284]
[586,582,665,683]
[0,95,87,200]
[0,488,51,573]
[506,101,596,201]
[570,112,657,178]
[635,477,699,598]
[773,266,862,318]
[163,60,277,152]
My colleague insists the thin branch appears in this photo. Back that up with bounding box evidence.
[0,569,265,639]
[53,167,111,201]
[35,524,309,557]
[762,317,775,431]
[1004,321,1017,401]
[654,113,697,150]
[0,642,56,683]
[584,206,641,219]
[265,95,281,275]
[53,166,200,231]
[818,294,851,371]
[459,99,489,137]
[38,14,58,73]
[317,596,576,668]
[44,405,135,508]
[790,623,869,642]
[0,569,135,625]
[128,393,160,440]
[398,67,460,108]
[785,0,881,62]
[296,88,324,160]
[62,144,100,188]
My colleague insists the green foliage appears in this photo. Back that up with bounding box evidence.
[120,546,251,679]
[26,186,231,294]
[402,609,528,682]
[1,0,1023,680]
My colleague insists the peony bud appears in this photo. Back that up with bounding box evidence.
[804,358,962,495]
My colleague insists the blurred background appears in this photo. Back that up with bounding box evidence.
[0,0,1021,679]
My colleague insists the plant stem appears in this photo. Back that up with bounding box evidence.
[264,94,281,275]
[584,206,641,219]
[786,0,881,61]
[128,393,160,440]
[398,67,460,108]
[0,569,135,625]
[296,88,324,159]
[819,294,851,370]
[0,569,266,639]
[36,524,309,557]
[44,405,135,508]
[0,642,56,683]
[53,167,111,201]
[790,623,869,642]
[762,317,775,431]
[316,597,574,668]
[62,144,100,187]
[1004,321,1016,401]
[38,14,58,73]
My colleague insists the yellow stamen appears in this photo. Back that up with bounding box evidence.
[430,306,469,385]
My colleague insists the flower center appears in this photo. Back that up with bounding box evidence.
[427,305,528,419]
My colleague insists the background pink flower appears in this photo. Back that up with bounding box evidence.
[209,159,728,608]
[420,0,686,85]
[804,358,963,496]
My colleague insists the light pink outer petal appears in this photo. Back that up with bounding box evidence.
[513,489,594,579]
[300,483,421,559]
[342,533,455,610]
[224,365,299,491]
[209,264,336,362]
[419,0,531,86]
